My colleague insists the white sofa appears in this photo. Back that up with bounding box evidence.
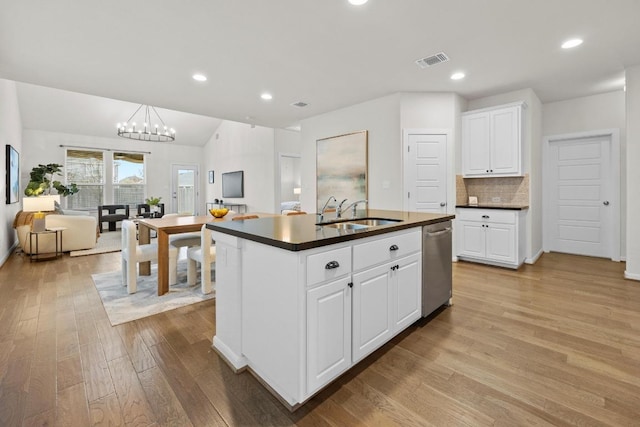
[16,214,98,254]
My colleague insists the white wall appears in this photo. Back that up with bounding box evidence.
[542,91,627,259]
[299,93,402,212]
[0,79,23,265]
[467,88,543,261]
[625,65,640,279]
[21,130,205,213]
[205,121,276,213]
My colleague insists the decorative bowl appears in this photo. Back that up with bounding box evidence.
[209,207,229,218]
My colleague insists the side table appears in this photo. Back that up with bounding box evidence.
[28,227,66,261]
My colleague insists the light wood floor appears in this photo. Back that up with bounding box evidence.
[0,249,638,426]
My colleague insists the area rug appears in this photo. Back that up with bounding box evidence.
[91,260,215,326]
[70,231,122,257]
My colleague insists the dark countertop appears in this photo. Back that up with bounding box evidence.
[456,204,529,210]
[206,209,455,251]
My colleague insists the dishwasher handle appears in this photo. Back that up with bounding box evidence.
[425,227,452,237]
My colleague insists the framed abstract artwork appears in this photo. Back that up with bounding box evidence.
[316,130,368,212]
[5,144,19,204]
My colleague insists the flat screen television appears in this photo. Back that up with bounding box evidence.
[222,170,244,198]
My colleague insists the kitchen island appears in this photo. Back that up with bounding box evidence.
[207,209,454,410]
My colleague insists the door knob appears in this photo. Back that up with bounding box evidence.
[603,201,610,206]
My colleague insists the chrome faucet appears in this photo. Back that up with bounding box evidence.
[319,195,337,222]
[342,199,368,218]
[336,198,349,218]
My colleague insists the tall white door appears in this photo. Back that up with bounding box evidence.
[546,136,612,258]
[171,164,198,215]
[404,133,447,213]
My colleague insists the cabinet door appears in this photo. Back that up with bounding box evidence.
[393,253,422,331]
[485,223,516,263]
[490,106,521,175]
[462,112,491,176]
[457,220,486,258]
[307,278,352,394]
[352,264,393,363]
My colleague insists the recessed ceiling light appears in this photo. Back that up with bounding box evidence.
[450,72,465,80]
[348,0,368,5]
[261,93,273,101]
[192,73,207,82]
[561,38,583,49]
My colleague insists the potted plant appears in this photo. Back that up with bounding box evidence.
[24,163,79,197]
[145,196,162,213]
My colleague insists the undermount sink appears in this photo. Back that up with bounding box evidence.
[350,218,402,227]
[317,217,402,230]
[321,222,370,230]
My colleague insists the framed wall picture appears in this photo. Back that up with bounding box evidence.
[5,144,19,204]
[208,170,214,184]
[316,130,368,212]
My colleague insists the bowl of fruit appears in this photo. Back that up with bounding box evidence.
[209,207,229,218]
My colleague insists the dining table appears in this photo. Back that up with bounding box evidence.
[137,213,274,296]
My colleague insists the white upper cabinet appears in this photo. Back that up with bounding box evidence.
[462,102,524,177]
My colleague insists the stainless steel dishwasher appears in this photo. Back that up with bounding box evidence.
[422,220,453,317]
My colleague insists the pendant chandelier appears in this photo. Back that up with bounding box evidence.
[117,104,175,142]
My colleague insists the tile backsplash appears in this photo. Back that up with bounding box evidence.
[456,174,529,206]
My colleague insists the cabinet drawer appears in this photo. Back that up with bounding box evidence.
[456,208,516,224]
[306,247,351,287]
[353,229,421,271]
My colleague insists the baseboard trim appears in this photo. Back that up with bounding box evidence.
[0,241,19,268]
[525,249,543,265]
[212,336,248,372]
[624,271,640,281]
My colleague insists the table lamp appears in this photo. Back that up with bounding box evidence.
[23,196,56,232]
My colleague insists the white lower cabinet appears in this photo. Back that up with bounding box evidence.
[213,227,424,407]
[352,252,421,363]
[456,208,526,268]
[306,277,352,394]
[352,262,393,363]
[306,228,423,395]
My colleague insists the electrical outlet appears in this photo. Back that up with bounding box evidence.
[492,197,501,203]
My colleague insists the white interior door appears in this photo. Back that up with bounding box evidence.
[546,136,613,258]
[404,133,447,213]
[171,164,198,215]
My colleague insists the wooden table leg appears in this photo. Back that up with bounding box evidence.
[139,223,151,276]
[157,230,169,296]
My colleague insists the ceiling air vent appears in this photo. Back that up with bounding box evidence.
[291,101,308,108]
[415,52,450,69]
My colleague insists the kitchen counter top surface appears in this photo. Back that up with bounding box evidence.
[456,204,529,210]
[206,209,454,251]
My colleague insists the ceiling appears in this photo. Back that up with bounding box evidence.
[1,0,639,142]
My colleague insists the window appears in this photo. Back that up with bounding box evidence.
[65,149,104,209]
[64,149,146,209]
[113,152,145,206]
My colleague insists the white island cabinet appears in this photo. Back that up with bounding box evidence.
[211,227,422,409]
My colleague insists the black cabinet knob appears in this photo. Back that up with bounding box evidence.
[389,244,399,251]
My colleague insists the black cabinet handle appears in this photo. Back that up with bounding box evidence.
[481,215,490,219]
[348,282,353,288]
[325,261,340,270]
[389,244,399,251]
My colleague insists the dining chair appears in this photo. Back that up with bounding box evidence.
[121,220,178,294]
[186,224,216,294]
[232,215,259,221]
[164,213,202,250]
